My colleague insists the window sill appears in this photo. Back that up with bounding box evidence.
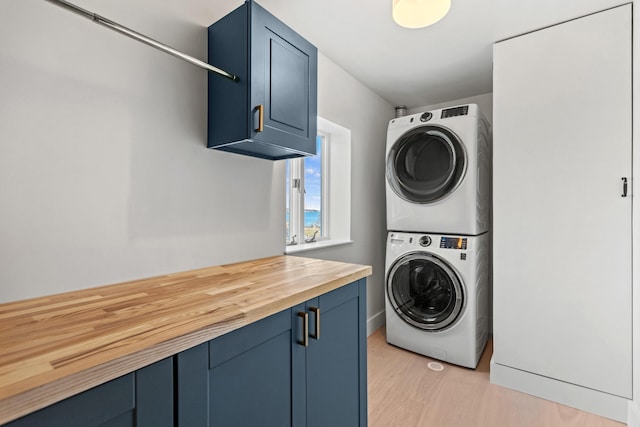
[284,239,353,254]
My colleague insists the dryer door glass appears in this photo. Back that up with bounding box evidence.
[387,126,466,204]
[387,253,464,331]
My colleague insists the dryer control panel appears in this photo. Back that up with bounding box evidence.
[440,237,467,250]
[441,105,469,118]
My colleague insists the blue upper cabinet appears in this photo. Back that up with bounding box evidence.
[208,0,318,160]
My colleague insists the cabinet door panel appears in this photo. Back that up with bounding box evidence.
[493,4,631,397]
[176,343,209,427]
[135,357,173,427]
[306,280,367,427]
[176,306,304,427]
[210,331,292,427]
[251,1,317,154]
[307,298,359,427]
[269,36,309,131]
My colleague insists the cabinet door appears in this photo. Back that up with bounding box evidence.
[493,4,631,397]
[305,279,367,427]
[5,358,173,427]
[175,306,305,427]
[250,1,318,155]
[135,357,174,427]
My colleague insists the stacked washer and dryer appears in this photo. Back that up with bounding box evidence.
[385,104,491,369]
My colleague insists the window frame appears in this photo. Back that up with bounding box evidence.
[285,117,352,253]
[287,135,329,246]
[319,131,330,239]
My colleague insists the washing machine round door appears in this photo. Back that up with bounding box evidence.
[387,126,467,203]
[387,252,464,331]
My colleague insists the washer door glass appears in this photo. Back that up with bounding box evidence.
[387,126,466,203]
[387,252,464,331]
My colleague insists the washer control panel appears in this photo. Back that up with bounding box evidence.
[440,236,467,250]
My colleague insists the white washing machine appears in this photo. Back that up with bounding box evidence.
[386,104,491,235]
[385,231,489,368]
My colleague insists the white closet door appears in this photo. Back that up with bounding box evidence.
[493,4,631,398]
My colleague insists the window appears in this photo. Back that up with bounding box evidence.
[285,117,352,252]
[286,135,327,245]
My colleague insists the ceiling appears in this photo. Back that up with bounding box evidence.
[248,0,626,108]
[48,0,628,109]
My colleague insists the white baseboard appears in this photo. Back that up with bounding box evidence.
[490,357,628,423]
[367,309,385,336]
[629,400,640,427]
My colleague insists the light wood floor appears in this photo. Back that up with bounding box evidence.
[367,328,623,427]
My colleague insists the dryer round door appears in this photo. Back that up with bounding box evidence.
[387,252,464,331]
[387,125,467,204]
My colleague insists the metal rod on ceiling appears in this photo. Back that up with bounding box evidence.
[43,0,239,82]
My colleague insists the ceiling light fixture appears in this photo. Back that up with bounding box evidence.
[392,0,451,29]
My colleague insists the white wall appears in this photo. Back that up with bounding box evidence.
[0,0,393,314]
[0,0,284,303]
[295,53,394,335]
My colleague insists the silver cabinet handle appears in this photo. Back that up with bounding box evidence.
[297,312,308,347]
[309,307,320,340]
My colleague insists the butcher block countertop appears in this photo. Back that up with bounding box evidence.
[0,255,372,424]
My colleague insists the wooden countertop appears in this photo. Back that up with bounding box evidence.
[0,255,371,424]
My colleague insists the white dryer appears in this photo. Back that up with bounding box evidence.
[386,104,491,235]
[385,231,489,368]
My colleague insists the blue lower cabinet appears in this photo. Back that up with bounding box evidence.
[6,281,366,427]
[176,279,367,427]
[5,357,173,427]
